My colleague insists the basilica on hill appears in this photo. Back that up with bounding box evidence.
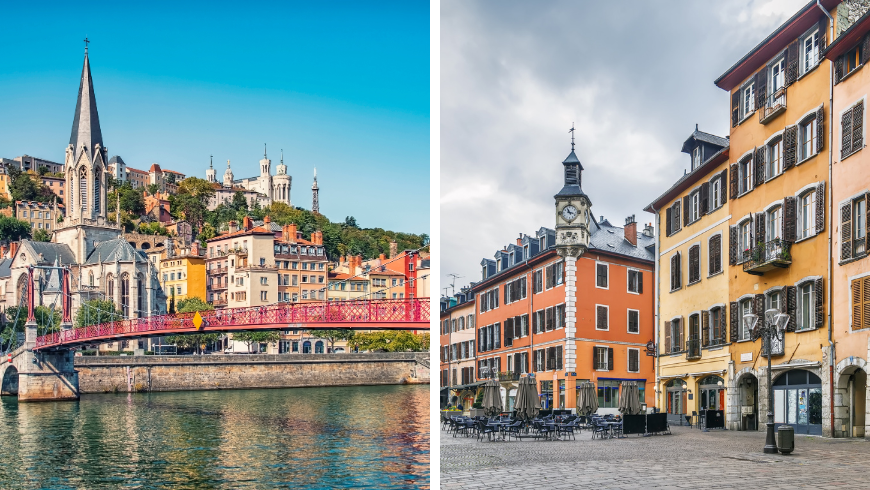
[2,45,168,323]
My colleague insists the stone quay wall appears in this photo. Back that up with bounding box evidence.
[74,352,429,394]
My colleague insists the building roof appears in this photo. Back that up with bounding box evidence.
[588,218,654,261]
[368,267,404,277]
[108,155,125,166]
[69,50,103,162]
[21,240,77,266]
[149,163,162,173]
[644,147,730,213]
[714,0,838,90]
[163,169,185,176]
[0,258,12,278]
[126,167,148,175]
[328,271,366,281]
[206,226,275,242]
[85,238,147,265]
[15,201,64,208]
[824,6,870,58]
[680,128,729,154]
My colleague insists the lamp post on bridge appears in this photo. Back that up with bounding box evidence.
[744,308,789,454]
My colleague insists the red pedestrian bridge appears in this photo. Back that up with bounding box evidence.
[34,298,430,351]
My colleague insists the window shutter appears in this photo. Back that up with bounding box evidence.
[546,347,554,370]
[546,307,554,331]
[755,146,766,187]
[784,125,798,170]
[863,277,870,330]
[785,40,799,86]
[514,353,521,375]
[842,201,853,261]
[755,212,766,247]
[701,310,710,347]
[597,306,606,329]
[853,101,864,151]
[493,289,498,308]
[785,286,796,332]
[607,347,614,371]
[732,90,740,127]
[478,328,484,352]
[700,182,710,216]
[842,107,853,157]
[666,207,673,236]
[673,201,681,232]
[683,196,690,227]
[853,279,863,330]
[524,353,529,374]
[504,283,508,305]
[720,169,729,204]
[494,324,500,349]
[755,68,767,110]
[677,317,683,349]
[815,277,824,330]
[729,164,739,199]
[689,245,699,283]
[637,272,643,294]
[730,302,739,342]
[816,106,825,152]
[753,294,765,340]
[532,310,538,332]
[729,225,738,265]
[863,33,870,65]
[676,252,681,288]
[504,318,513,347]
[664,321,671,353]
[709,234,720,274]
[835,55,844,84]
[783,196,796,242]
[515,315,522,339]
[815,181,825,235]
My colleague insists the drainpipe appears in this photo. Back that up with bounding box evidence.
[818,0,835,437]
[652,206,661,411]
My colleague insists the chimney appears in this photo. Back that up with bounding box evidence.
[379,253,386,261]
[389,240,398,259]
[355,255,363,270]
[624,215,637,246]
[0,244,6,258]
[9,242,18,259]
[287,223,297,243]
[242,216,253,230]
[643,222,654,237]
[340,255,346,265]
[516,234,523,246]
[313,231,323,245]
[264,215,271,224]
[228,220,238,234]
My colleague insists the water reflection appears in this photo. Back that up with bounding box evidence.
[0,385,429,489]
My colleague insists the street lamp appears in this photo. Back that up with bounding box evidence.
[745,308,789,454]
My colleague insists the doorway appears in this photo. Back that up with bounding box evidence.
[773,369,822,435]
[737,374,759,431]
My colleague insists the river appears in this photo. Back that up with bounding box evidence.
[0,384,429,489]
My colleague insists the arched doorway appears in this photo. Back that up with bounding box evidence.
[836,365,867,438]
[314,341,324,354]
[302,341,311,354]
[698,375,725,411]
[736,373,759,430]
[1,365,18,396]
[773,369,822,435]
[665,379,687,425]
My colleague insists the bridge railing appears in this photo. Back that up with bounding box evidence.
[35,298,430,348]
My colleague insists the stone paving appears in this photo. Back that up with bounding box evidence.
[441,424,870,489]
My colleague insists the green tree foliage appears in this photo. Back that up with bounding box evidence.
[164,297,219,353]
[165,173,177,184]
[0,216,32,242]
[344,216,358,228]
[348,331,429,352]
[34,305,61,333]
[107,182,145,216]
[170,177,214,232]
[232,331,280,353]
[176,296,214,314]
[307,329,355,352]
[137,222,170,236]
[231,191,249,212]
[75,299,123,328]
[1,306,27,347]
[31,228,51,242]
[7,166,56,204]
[37,166,49,176]
[197,222,216,244]
[146,184,160,196]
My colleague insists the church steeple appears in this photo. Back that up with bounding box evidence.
[69,40,103,165]
[312,167,319,214]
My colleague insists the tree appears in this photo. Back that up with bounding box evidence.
[146,183,160,196]
[348,331,429,352]
[344,216,358,228]
[307,329,355,353]
[0,216,32,242]
[172,177,215,232]
[75,299,123,328]
[37,166,49,176]
[197,223,216,244]
[34,305,61,333]
[137,222,170,236]
[232,331,280,353]
[164,297,218,354]
[107,182,145,216]
[176,296,214,314]
[231,191,249,212]
[32,228,51,242]
[7,166,55,203]
[166,173,177,184]
[1,306,27,348]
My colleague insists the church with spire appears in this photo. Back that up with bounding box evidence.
[5,43,167,323]
[207,144,293,209]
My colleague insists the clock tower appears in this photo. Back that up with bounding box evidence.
[554,127,591,375]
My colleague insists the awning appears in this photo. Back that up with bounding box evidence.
[448,381,486,391]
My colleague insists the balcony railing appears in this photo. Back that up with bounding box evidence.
[743,238,792,275]
[686,338,701,360]
[759,88,787,124]
[498,372,521,382]
[236,263,278,272]
[704,335,727,348]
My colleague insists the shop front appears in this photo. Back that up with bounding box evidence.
[773,369,823,435]
[665,379,687,426]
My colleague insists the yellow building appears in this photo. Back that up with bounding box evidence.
[646,129,732,427]
[161,249,206,307]
[714,1,838,436]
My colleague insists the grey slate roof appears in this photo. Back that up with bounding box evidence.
[70,52,103,162]
[588,219,654,262]
[253,220,282,233]
[108,155,125,165]
[562,150,584,170]
[85,238,146,264]
[681,129,729,154]
[21,241,77,266]
[0,258,12,278]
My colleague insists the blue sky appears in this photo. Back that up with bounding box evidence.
[1,1,429,234]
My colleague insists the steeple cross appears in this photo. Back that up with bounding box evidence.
[569,123,575,151]
[84,37,90,54]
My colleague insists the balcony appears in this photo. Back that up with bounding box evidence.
[686,338,701,360]
[759,88,787,124]
[236,263,278,272]
[743,238,792,275]
[212,299,227,307]
[498,372,521,382]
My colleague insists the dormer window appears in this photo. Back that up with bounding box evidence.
[846,44,862,75]
[801,28,820,74]
[692,147,701,170]
[496,258,501,271]
[540,236,546,250]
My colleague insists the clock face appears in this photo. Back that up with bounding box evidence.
[561,204,579,222]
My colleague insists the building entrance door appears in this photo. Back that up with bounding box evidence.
[773,369,822,435]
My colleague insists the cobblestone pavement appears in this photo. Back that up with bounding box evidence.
[441,425,870,489]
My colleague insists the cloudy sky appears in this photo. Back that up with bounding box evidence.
[440,0,811,295]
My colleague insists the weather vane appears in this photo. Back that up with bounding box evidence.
[569,123,575,150]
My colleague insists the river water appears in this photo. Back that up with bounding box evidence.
[0,385,429,489]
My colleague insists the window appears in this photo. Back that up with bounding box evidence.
[770,57,785,96]
[712,177,722,210]
[739,220,752,262]
[533,269,543,294]
[667,200,682,236]
[708,234,722,275]
[627,310,639,334]
[799,116,817,161]
[598,380,619,408]
[628,349,640,373]
[593,347,613,371]
[596,263,608,289]
[710,307,724,346]
[545,261,564,289]
[260,291,268,301]
[798,282,815,331]
[555,305,565,330]
[741,82,755,119]
[504,276,527,304]
[627,269,642,294]
[260,277,268,285]
[851,277,870,330]
[739,156,753,194]
[767,205,782,240]
[670,252,681,291]
[845,44,862,76]
[842,100,865,158]
[690,191,700,222]
[596,305,609,330]
[533,310,545,334]
[739,299,753,340]
[856,198,868,256]
[688,245,700,284]
[692,146,701,170]
[767,137,783,179]
[801,28,819,74]
[799,190,816,239]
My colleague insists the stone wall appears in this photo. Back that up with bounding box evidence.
[74,352,429,394]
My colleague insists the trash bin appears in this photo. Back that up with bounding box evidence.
[777,425,794,454]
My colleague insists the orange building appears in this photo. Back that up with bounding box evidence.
[472,146,655,414]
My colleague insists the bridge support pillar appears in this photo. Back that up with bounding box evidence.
[18,321,79,402]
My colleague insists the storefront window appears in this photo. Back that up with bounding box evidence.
[597,380,620,408]
[772,369,822,435]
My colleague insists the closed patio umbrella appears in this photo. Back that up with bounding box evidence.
[482,378,503,417]
[514,376,541,421]
[619,381,641,415]
[577,382,598,416]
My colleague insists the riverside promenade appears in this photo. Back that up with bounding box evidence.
[441,425,870,489]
